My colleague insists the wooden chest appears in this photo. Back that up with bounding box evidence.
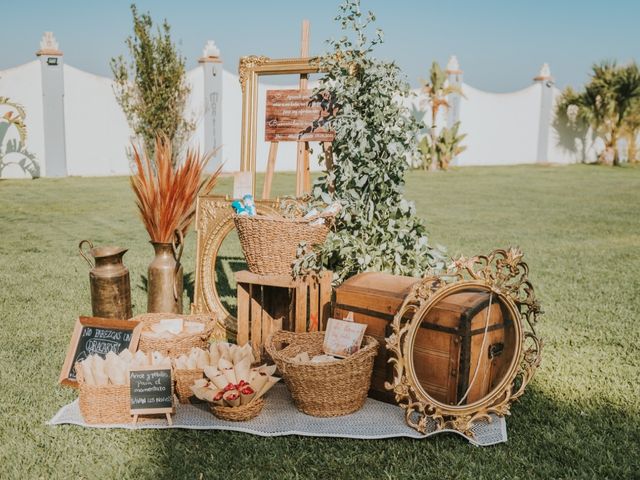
[334,272,513,405]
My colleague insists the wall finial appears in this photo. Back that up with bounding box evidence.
[534,63,552,81]
[36,31,62,56]
[199,40,221,63]
[446,55,462,74]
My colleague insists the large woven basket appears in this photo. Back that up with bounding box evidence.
[134,313,223,358]
[174,368,204,404]
[265,331,378,417]
[76,363,131,424]
[233,213,333,275]
[210,397,265,422]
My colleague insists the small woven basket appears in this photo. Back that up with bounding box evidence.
[174,368,204,404]
[210,397,265,422]
[134,313,223,358]
[265,331,379,417]
[233,213,333,275]
[76,363,132,424]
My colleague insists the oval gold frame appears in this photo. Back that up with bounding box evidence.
[385,248,543,437]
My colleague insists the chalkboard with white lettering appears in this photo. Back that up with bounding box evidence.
[59,316,141,387]
[129,366,174,417]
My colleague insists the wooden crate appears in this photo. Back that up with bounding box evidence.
[334,272,514,405]
[235,270,332,361]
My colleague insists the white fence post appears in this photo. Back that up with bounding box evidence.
[534,63,554,164]
[36,32,67,177]
[198,41,223,171]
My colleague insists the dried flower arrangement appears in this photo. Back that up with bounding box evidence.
[130,135,221,243]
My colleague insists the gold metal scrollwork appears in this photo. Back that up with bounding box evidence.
[385,248,543,437]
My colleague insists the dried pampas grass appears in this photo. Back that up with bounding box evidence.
[130,135,221,243]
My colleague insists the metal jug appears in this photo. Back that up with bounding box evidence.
[79,239,133,319]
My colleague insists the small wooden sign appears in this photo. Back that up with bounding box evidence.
[59,316,141,388]
[233,171,253,199]
[129,365,174,425]
[323,316,367,358]
[265,89,336,142]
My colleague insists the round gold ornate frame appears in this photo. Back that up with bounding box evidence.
[385,248,543,437]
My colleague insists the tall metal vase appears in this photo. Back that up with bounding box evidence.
[147,230,184,313]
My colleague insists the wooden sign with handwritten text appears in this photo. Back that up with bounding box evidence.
[265,89,336,142]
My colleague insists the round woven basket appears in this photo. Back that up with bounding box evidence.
[233,213,332,275]
[174,368,204,404]
[134,313,223,358]
[210,397,265,422]
[265,331,379,417]
[76,363,132,424]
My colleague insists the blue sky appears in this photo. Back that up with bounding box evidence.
[2,0,638,92]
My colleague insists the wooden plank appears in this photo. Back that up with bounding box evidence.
[260,285,271,350]
[262,142,279,199]
[297,19,310,197]
[319,270,333,331]
[250,284,263,361]
[308,276,319,332]
[235,270,297,288]
[236,281,250,346]
[294,279,307,333]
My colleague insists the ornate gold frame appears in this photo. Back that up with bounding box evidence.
[385,248,543,437]
[238,56,322,194]
[191,195,281,335]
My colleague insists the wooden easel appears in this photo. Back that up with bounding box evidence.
[262,20,334,199]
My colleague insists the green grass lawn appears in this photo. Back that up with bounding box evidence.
[1,165,639,479]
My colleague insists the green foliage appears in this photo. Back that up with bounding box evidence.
[296,0,445,283]
[110,4,194,165]
[554,61,640,165]
[415,61,465,170]
[418,122,467,171]
[0,96,39,178]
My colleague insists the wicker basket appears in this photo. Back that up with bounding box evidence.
[76,363,132,424]
[174,368,204,404]
[134,313,223,358]
[265,331,379,417]
[210,397,265,422]
[233,213,333,275]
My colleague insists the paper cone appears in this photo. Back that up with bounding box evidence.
[254,376,281,400]
[218,358,233,370]
[249,372,269,394]
[223,389,241,407]
[222,368,237,385]
[80,357,96,385]
[118,349,133,363]
[209,343,221,365]
[256,364,277,376]
[212,390,225,406]
[203,366,220,379]
[196,349,210,369]
[93,356,109,385]
[192,378,208,389]
[240,386,256,405]
[234,356,251,384]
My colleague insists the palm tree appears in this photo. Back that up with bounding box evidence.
[571,61,640,165]
[420,61,464,170]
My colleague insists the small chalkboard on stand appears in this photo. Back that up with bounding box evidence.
[59,316,141,387]
[129,365,174,425]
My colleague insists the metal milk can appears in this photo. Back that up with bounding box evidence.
[79,239,133,319]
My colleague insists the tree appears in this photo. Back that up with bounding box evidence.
[417,61,465,170]
[295,0,445,283]
[0,97,39,178]
[555,61,640,165]
[111,4,193,165]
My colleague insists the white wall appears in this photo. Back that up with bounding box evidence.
[1,56,585,178]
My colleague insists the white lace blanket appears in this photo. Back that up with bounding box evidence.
[48,384,507,447]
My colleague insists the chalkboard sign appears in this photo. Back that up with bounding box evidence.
[129,366,174,423]
[59,316,141,387]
